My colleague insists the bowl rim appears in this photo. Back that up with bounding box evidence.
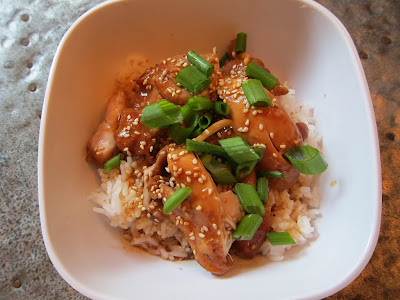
[38,0,382,299]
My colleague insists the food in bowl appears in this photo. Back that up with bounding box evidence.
[87,33,327,275]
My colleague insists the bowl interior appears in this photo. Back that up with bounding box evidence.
[39,0,381,299]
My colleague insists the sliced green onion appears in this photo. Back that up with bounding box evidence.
[163,187,192,215]
[252,147,265,159]
[213,101,229,116]
[235,32,247,54]
[219,52,229,67]
[104,154,121,173]
[187,50,214,77]
[199,113,212,129]
[188,97,213,111]
[236,159,258,180]
[245,62,279,90]
[266,232,296,245]
[186,139,228,157]
[169,109,198,145]
[177,66,211,95]
[141,100,183,129]
[190,127,204,138]
[234,183,265,216]
[257,170,285,179]
[233,214,263,241]
[241,79,273,107]
[219,136,260,164]
[284,145,328,175]
[257,177,269,204]
[200,154,237,184]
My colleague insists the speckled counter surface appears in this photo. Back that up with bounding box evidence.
[0,0,398,299]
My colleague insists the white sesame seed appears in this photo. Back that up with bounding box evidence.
[269,132,275,138]
[280,144,287,149]
[212,223,217,230]
[192,158,198,164]
[245,119,249,126]
[196,205,202,211]
[198,233,205,238]
[187,177,191,182]
[189,236,196,240]
[273,153,278,158]
[198,178,204,184]
[259,124,264,130]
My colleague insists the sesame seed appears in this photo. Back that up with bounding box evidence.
[181,183,186,188]
[205,129,210,135]
[179,150,185,156]
[196,205,202,211]
[208,189,212,195]
[134,131,140,135]
[242,127,249,132]
[252,110,257,115]
[280,144,286,149]
[124,133,130,138]
[202,225,209,232]
[273,153,278,158]
[193,172,199,178]
[189,236,196,240]
[245,119,249,126]
[150,146,154,152]
[259,124,264,130]
[269,132,275,138]
[192,158,198,164]
[198,233,205,238]
[198,178,204,184]
[217,230,221,235]
[184,222,189,226]
[187,177,191,182]
[212,223,217,230]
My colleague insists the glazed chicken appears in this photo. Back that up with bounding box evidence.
[87,40,321,276]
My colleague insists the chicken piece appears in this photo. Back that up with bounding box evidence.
[154,51,221,105]
[219,190,244,227]
[87,91,127,165]
[161,145,235,275]
[115,108,166,157]
[218,58,302,189]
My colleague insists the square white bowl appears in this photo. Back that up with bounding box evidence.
[38,0,381,299]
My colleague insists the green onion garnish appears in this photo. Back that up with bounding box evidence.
[188,97,213,111]
[200,154,237,184]
[235,32,247,54]
[186,139,228,157]
[176,66,212,95]
[104,154,121,173]
[190,127,204,138]
[266,232,296,245]
[257,177,269,204]
[213,101,229,116]
[257,170,285,179]
[170,105,199,144]
[219,136,260,164]
[234,183,265,216]
[141,100,183,129]
[241,79,273,107]
[219,52,229,67]
[163,187,192,215]
[245,62,279,90]
[199,113,212,129]
[252,147,265,159]
[284,145,328,175]
[236,159,258,180]
[187,50,215,77]
[233,214,263,241]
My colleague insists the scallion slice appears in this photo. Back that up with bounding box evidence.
[169,106,199,144]
[233,214,263,241]
[141,100,183,129]
[266,232,296,245]
[190,127,204,138]
[257,177,269,204]
[219,136,260,164]
[241,79,273,107]
[257,170,285,179]
[213,101,229,116]
[200,154,237,184]
[219,52,229,67]
[199,113,212,129]
[284,145,328,175]
[188,97,213,111]
[104,154,121,173]
[176,66,212,95]
[163,187,192,215]
[245,62,279,89]
[187,50,214,77]
[235,32,247,54]
[252,147,265,159]
[234,183,265,216]
[236,159,258,180]
[186,139,228,157]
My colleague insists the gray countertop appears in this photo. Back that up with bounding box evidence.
[0,0,398,299]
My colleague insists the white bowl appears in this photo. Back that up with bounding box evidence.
[38,0,381,299]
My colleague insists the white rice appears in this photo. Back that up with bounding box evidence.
[89,86,323,263]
